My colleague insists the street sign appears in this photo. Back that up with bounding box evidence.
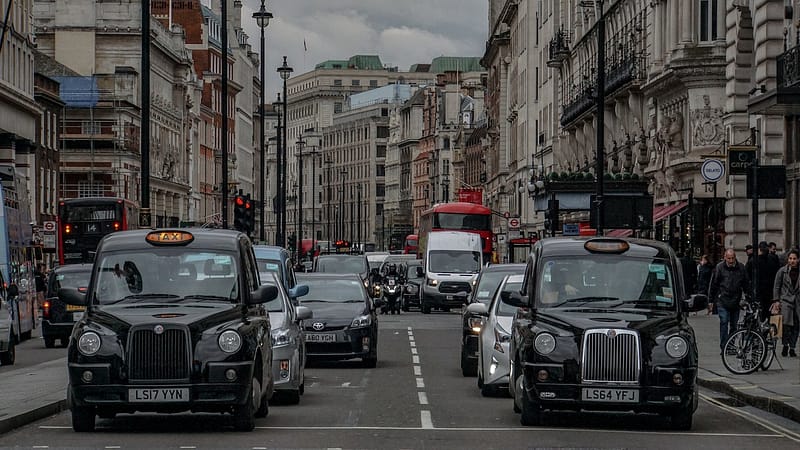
[728,145,757,175]
[701,159,725,183]
[507,217,520,230]
[508,230,521,240]
[563,223,580,236]
[43,221,56,232]
[497,234,507,244]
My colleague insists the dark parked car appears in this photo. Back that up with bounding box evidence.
[296,273,383,367]
[42,264,92,348]
[460,264,525,376]
[60,229,277,432]
[505,237,708,429]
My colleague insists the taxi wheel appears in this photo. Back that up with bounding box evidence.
[670,408,693,430]
[0,334,15,366]
[234,377,259,431]
[71,406,96,432]
[44,336,56,348]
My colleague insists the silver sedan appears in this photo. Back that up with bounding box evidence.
[262,273,312,404]
[467,274,523,397]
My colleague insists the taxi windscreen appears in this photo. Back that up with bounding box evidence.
[537,257,676,309]
[91,250,239,304]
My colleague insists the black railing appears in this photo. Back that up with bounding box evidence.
[778,45,800,88]
[547,29,571,67]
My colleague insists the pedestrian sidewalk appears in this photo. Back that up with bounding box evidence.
[690,314,800,422]
[0,357,67,434]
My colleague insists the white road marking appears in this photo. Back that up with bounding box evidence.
[416,377,425,388]
[412,355,420,364]
[407,326,412,331]
[413,365,421,376]
[253,447,268,449]
[32,447,48,449]
[418,392,429,405]
[105,447,121,449]
[410,340,416,347]
[179,447,196,449]
[407,330,413,335]
[341,382,351,388]
[411,347,418,354]
[420,410,434,429]
[701,393,800,443]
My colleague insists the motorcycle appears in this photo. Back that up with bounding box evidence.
[381,275,402,315]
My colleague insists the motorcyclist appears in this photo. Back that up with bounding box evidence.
[381,263,403,315]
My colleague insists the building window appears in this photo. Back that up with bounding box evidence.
[334,79,342,86]
[699,0,720,42]
[376,145,386,157]
[376,184,385,197]
[376,126,389,138]
[352,79,360,86]
[334,102,343,113]
[370,80,378,87]
[376,164,385,176]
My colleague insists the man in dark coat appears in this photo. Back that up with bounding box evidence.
[678,252,697,296]
[709,248,751,354]
[746,242,780,319]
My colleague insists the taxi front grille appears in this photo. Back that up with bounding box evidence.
[581,328,640,384]
[128,327,190,382]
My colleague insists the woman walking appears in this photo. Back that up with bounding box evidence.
[772,249,800,357]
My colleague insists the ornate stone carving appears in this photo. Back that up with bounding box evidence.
[667,112,685,156]
[691,95,724,147]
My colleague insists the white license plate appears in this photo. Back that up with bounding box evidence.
[581,388,638,403]
[306,333,336,343]
[72,312,84,322]
[129,388,189,402]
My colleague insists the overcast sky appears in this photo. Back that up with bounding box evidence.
[226,0,487,98]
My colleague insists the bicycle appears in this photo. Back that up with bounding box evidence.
[721,300,781,374]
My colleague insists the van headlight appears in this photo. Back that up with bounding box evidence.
[426,278,438,286]
[534,332,556,355]
[77,331,101,356]
[351,315,371,328]
[665,336,688,359]
[218,330,242,353]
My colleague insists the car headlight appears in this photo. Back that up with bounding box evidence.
[77,331,101,356]
[426,278,438,286]
[493,328,510,353]
[472,279,478,286]
[218,330,242,353]
[271,329,292,347]
[665,336,689,359]
[351,315,371,328]
[468,317,483,333]
[364,279,369,288]
[534,332,556,355]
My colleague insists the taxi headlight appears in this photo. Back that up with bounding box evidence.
[218,330,242,353]
[271,329,291,347]
[665,336,689,359]
[352,315,371,328]
[534,332,556,355]
[77,331,101,356]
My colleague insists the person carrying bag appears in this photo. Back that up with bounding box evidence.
[772,249,799,357]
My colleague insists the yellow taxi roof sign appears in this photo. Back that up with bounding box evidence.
[146,231,195,245]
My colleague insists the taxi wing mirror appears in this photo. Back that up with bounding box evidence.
[684,294,708,312]
[6,284,19,298]
[249,285,278,305]
[466,302,489,317]
[501,290,528,308]
[295,305,313,321]
[289,284,309,298]
[59,287,86,306]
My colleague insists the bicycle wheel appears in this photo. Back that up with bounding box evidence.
[722,329,766,375]
[760,324,779,371]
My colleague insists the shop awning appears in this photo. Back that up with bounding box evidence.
[606,229,633,238]
[653,201,688,223]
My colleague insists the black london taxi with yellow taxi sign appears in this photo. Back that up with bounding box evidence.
[59,229,277,432]
[503,237,708,430]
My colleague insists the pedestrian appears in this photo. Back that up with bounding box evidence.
[746,241,779,319]
[772,249,800,357]
[708,248,751,355]
[768,242,781,267]
[745,244,754,263]
[697,254,713,296]
[678,252,697,296]
[34,262,47,320]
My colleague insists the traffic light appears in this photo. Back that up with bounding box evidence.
[233,194,247,232]
[244,194,255,235]
[288,233,297,253]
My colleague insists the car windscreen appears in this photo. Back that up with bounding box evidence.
[474,271,517,304]
[316,257,367,274]
[92,249,239,305]
[48,270,91,296]
[536,256,676,310]
[298,277,365,303]
[495,281,523,316]
[428,250,481,273]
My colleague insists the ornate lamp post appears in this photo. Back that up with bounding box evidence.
[273,94,283,246]
[253,2,272,242]
[277,56,293,247]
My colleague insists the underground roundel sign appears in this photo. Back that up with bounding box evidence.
[701,159,724,183]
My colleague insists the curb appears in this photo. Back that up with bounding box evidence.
[697,375,800,424]
[0,400,67,435]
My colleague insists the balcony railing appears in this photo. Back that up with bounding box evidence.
[778,44,800,88]
[547,29,571,68]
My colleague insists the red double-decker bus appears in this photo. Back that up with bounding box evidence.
[58,197,139,264]
[403,234,418,255]
[418,202,493,260]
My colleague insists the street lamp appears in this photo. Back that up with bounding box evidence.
[253,1,272,242]
[273,93,283,246]
[357,184,362,251]
[340,169,347,243]
[296,134,305,251]
[325,157,333,243]
[277,56,293,247]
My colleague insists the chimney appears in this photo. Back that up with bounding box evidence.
[232,0,242,29]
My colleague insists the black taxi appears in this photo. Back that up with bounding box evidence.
[503,238,707,430]
[59,229,277,432]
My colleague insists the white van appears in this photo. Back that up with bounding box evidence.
[420,231,482,314]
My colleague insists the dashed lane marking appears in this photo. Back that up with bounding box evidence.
[418,392,429,405]
[420,410,434,429]
[410,341,416,347]
[414,365,421,376]
[416,377,425,388]
[411,347,418,354]
[412,355,420,364]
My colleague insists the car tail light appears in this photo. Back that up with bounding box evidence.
[64,224,72,234]
[113,221,120,230]
[42,300,51,320]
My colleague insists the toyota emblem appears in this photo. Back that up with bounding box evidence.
[154,324,165,335]
[606,329,617,339]
[312,322,325,331]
